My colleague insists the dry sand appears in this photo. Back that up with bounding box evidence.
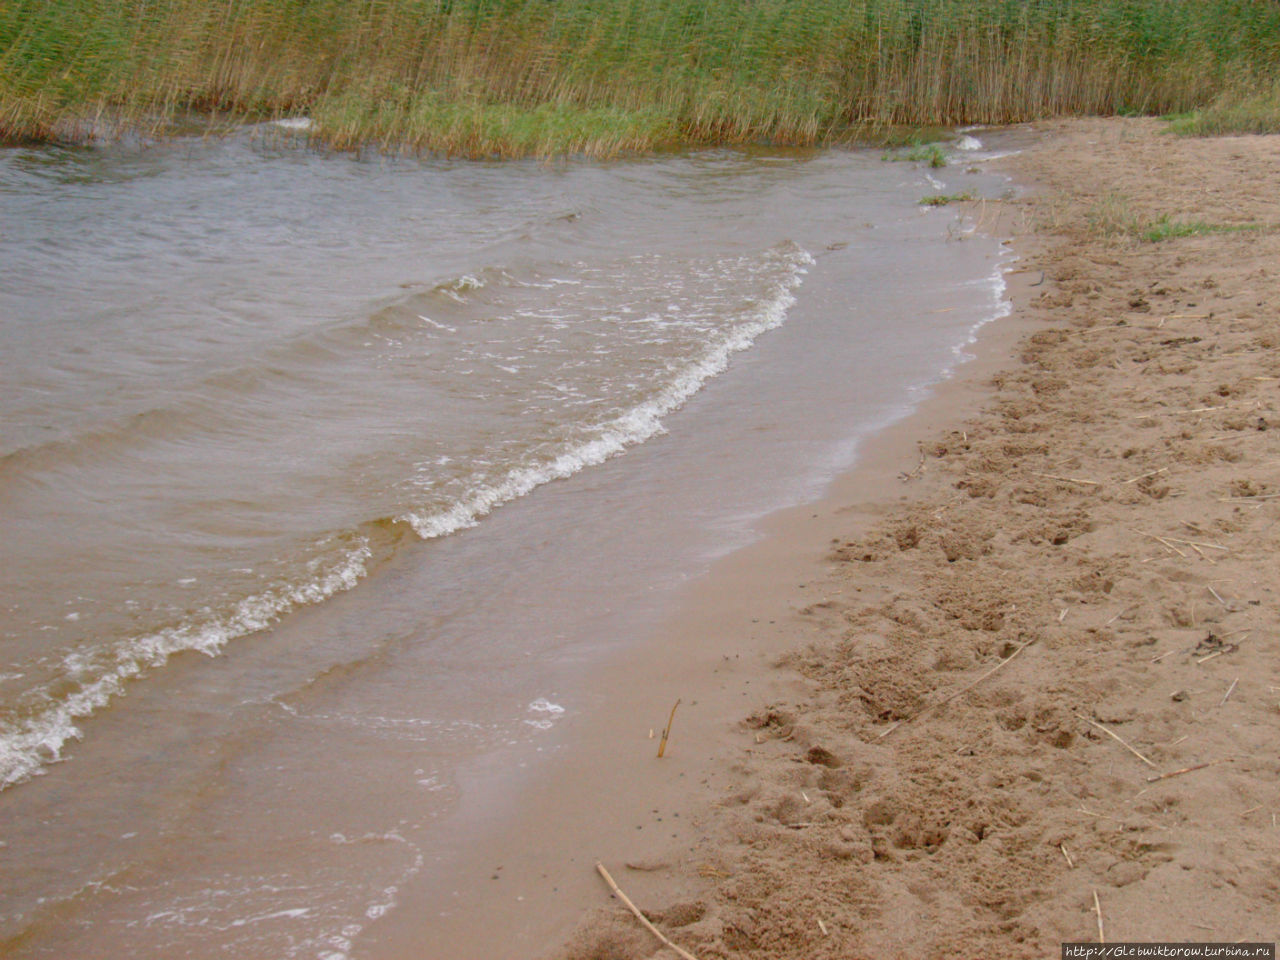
[538,118,1280,959]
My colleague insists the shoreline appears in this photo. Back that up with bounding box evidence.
[375,116,1280,958]
[361,138,1044,959]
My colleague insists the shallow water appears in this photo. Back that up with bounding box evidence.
[0,126,1017,957]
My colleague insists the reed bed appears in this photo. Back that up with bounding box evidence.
[3,0,1279,155]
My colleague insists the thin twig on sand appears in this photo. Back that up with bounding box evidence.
[1197,634,1247,664]
[1140,531,1188,558]
[1032,472,1100,486]
[1219,492,1280,503]
[657,698,681,758]
[899,451,927,482]
[595,862,700,960]
[1140,531,1227,562]
[1074,713,1158,768]
[1161,535,1229,552]
[1094,890,1106,945]
[1123,467,1168,484]
[876,641,1032,740]
[1145,758,1233,784]
[1220,678,1239,705]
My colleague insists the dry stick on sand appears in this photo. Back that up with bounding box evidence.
[1123,466,1169,484]
[899,451,927,482]
[1160,535,1229,552]
[657,698,681,759]
[1032,471,1100,486]
[877,641,1032,740]
[1188,543,1215,565]
[1094,890,1106,945]
[1105,604,1138,626]
[1074,713,1158,769]
[1220,678,1239,705]
[595,862,700,960]
[1141,531,1228,562]
[1198,635,1248,665]
[1219,492,1280,503]
[1145,758,1234,784]
[1141,531,1188,558]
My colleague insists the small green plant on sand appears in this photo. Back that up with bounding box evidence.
[1083,198,1275,243]
[1084,194,1141,238]
[1141,216,1274,243]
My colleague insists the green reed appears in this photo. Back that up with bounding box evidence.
[3,0,1280,155]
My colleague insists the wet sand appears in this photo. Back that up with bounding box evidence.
[371,117,1280,958]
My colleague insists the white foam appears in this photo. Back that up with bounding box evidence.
[967,149,1023,163]
[365,898,393,920]
[946,255,1016,367]
[272,117,313,131]
[956,135,983,151]
[524,698,566,730]
[227,907,312,927]
[416,314,457,333]
[307,838,420,956]
[0,542,372,789]
[435,274,485,303]
[402,244,814,541]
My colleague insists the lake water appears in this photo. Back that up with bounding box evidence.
[0,125,1016,958]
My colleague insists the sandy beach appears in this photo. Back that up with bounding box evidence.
[372,117,1280,959]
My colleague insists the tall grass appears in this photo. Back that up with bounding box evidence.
[3,0,1280,155]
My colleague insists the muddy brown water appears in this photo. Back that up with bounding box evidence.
[0,125,1022,957]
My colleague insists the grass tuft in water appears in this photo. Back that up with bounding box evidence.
[920,192,976,206]
[905,143,949,168]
